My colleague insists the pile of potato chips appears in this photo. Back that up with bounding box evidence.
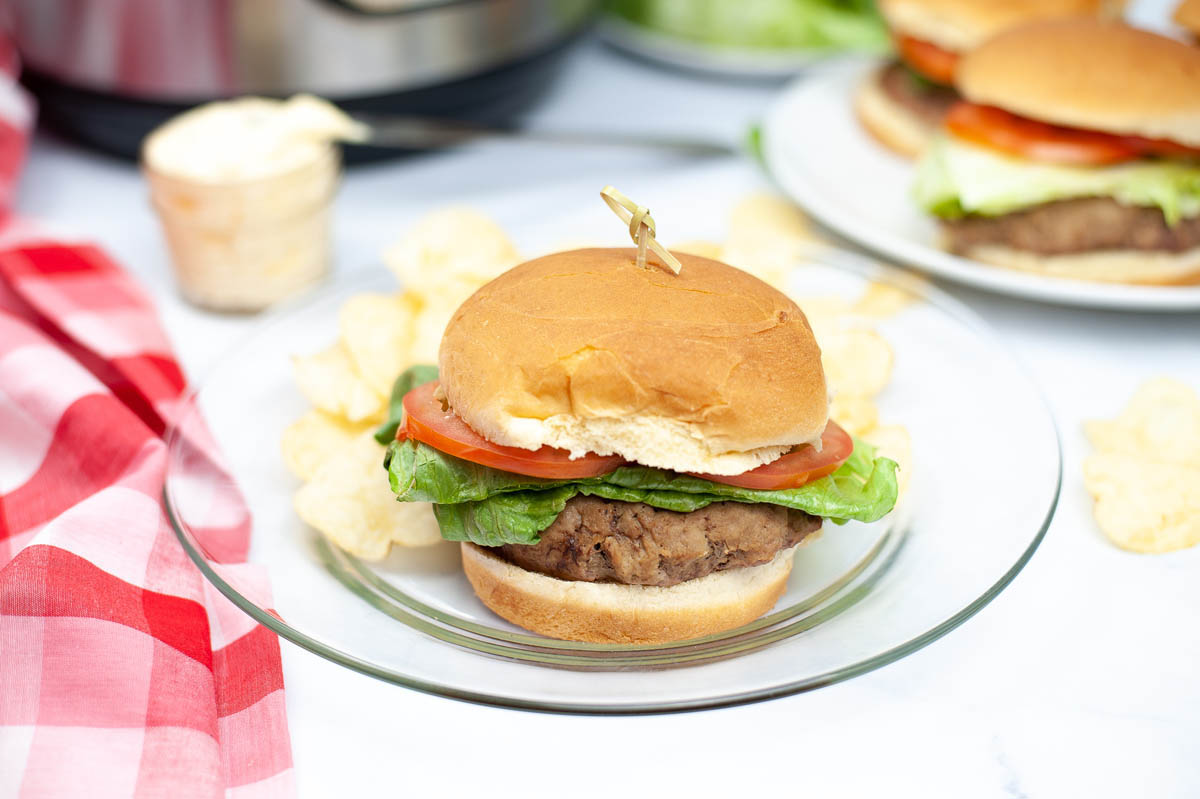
[283,196,914,561]
[282,209,519,558]
[1084,378,1200,553]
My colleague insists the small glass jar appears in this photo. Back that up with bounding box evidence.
[142,95,364,312]
[143,144,338,312]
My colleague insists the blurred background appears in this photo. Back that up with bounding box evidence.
[4,0,891,159]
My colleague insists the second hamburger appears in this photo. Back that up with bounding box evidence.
[914,20,1200,284]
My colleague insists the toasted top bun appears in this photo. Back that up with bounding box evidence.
[438,248,828,475]
[957,20,1200,147]
[1176,0,1200,35]
[878,0,1121,52]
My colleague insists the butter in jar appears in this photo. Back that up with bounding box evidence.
[142,95,367,312]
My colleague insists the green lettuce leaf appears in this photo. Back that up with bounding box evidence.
[605,0,889,53]
[432,487,577,548]
[386,438,899,547]
[914,136,1200,224]
[373,364,440,444]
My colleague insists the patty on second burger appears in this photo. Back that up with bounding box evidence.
[944,197,1200,256]
[497,496,822,587]
[876,62,960,129]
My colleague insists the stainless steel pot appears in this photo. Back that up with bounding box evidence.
[2,0,596,158]
[5,0,596,100]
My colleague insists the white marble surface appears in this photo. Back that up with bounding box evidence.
[18,27,1200,799]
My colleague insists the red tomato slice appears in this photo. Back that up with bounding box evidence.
[895,34,960,85]
[399,381,625,479]
[399,381,854,489]
[1120,134,1200,160]
[688,421,854,491]
[946,102,1141,165]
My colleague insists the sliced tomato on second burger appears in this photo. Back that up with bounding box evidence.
[399,381,624,479]
[894,35,959,86]
[945,102,1141,165]
[688,421,853,491]
[1119,134,1200,160]
[946,103,1200,164]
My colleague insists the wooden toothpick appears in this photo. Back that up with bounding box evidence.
[600,186,683,274]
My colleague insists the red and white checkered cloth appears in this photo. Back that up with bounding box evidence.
[0,55,294,799]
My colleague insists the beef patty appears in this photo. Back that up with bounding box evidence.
[878,60,960,128]
[495,496,822,588]
[944,197,1200,255]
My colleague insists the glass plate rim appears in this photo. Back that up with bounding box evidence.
[163,246,1063,715]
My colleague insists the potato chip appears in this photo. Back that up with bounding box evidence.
[294,432,442,559]
[829,394,878,437]
[1083,453,1200,553]
[1083,378,1200,553]
[853,282,917,318]
[384,208,519,295]
[538,238,605,255]
[339,293,416,396]
[726,193,814,248]
[408,274,491,316]
[797,297,857,344]
[409,300,456,365]
[670,240,724,260]
[1084,378,1200,467]
[291,343,384,423]
[720,251,791,290]
[820,328,893,399]
[280,410,372,481]
[722,194,820,289]
[865,424,913,494]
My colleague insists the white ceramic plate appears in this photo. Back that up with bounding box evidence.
[761,58,1200,311]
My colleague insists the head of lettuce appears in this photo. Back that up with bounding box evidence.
[381,248,898,645]
[606,0,889,53]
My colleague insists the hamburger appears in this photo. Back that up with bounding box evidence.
[856,0,1122,158]
[382,248,898,644]
[914,20,1200,284]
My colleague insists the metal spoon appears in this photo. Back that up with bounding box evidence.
[351,114,738,157]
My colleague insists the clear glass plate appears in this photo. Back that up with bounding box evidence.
[164,247,1061,714]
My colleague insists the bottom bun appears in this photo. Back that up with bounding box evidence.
[960,243,1200,286]
[853,68,934,159]
[460,542,804,644]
